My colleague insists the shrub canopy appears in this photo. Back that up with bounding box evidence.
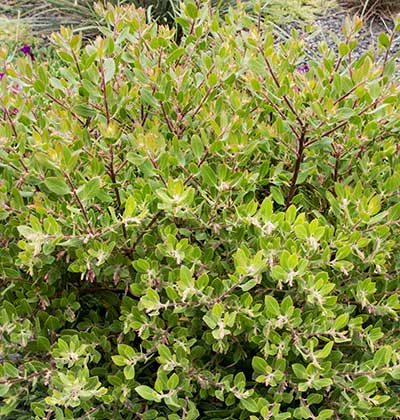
[0,3,400,419]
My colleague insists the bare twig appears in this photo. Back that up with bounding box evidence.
[0,369,49,385]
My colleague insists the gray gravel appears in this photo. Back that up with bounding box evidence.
[275,8,400,65]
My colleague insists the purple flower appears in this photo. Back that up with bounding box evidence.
[20,45,35,61]
[297,63,309,73]
[20,45,31,54]
[0,72,4,81]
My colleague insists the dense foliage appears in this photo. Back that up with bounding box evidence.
[1,2,400,419]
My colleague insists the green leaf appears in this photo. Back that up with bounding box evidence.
[103,58,115,83]
[292,363,307,379]
[390,367,400,380]
[140,88,157,107]
[307,393,323,405]
[74,104,97,117]
[315,341,333,359]
[313,378,333,390]
[264,295,280,317]
[123,365,135,380]
[212,303,224,319]
[140,288,160,311]
[44,177,70,195]
[252,356,268,373]
[78,178,100,201]
[111,355,127,366]
[118,344,135,359]
[333,313,349,330]
[208,73,218,87]
[373,346,391,368]
[45,315,61,330]
[260,198,273,219]
[250,78,261,91]
[166,47,185,64]
[203,314,217,329]
[167,373,179,389]
[338,43,349,57]
[135,385,162,402]
[58,51,74,63]
[36,336,51,351]
[271,186,285,205]
[185,2,198,19]
[17,226,37,239]
[3,362,19,378]
[191,136,204,161]
[294,407,311,419]
[294,224,308,240]
[286,205,297,224]
[378,33,390,48]
[335,245,351,261]
[281,295,293,314]
[180,265,192,287]
[201,164,217,186]
[0,384,10,397]
[240,397,259,413]
[157,344,172,360]
[368,195,381,216]
[317,409,334,419]
[33,79,45,93]
[123,194,136,217]
[240,279,258,291]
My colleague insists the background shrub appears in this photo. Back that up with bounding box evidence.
[1,0,336,38]
[0,3,400,419]
[338,0,400,19]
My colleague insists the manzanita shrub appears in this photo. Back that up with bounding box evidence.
[1,2,400,419]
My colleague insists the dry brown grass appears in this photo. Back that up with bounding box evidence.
[338,0,400,19]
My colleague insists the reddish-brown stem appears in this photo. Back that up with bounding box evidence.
[333,79,367,106]
[328,29,353,85]
[160,101,176,134]
[260,50,305,129]
[307,95,385,148]
[124,149,211,255]
[63,171,94,235]
[141,85,157,126]
[75,286,134,297]
[190,86,213,120]
[286,128,307,208]
[148,154,168,187]
[381,30,395,77]
[333,150,341,183]
[45,93,85,125]
[71,49,83,81]
[107,145,128,240]
[337,368,389,377]
[189,18,196,36]
[4,108,18,138]
[76,405,105,420]
[0,369,49,385]
[184,148,209,186]
[261,90,301,141]
[125,210,162,256]
[99,59,110,125]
